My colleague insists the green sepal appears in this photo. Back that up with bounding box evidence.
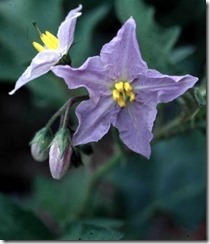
[57,54,71,66]
[51,128,71,159]
[30,127,53,152]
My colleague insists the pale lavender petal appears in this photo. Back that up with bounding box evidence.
[9,50,61,95]
[134,69,198,104]
[100,17,147,81]
[57,5,82,54]
[72,96,119,146]
[113,102,157,159]
[52,56,112,98]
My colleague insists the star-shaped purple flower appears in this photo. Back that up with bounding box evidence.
[9,5,82,95]
[53,17,198,158]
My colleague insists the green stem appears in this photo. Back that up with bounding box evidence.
[77,153,121,217]
[62,95,89,128]
[112,128,127,163]
[153,117,182,142]
[46,100,70,128]
[91,153,121,183]
[153,113,205,142]
[62,100,72,129]
[46,95,89,129]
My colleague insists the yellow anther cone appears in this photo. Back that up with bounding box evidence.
[112,89,120,100]
[124,82,132,92]
[118,97,126,107]
[45,31,59,47]
[115,81,124,92]
[127,91,135,102]
[112,81,135,107]
[32,42,45,52]
[40,33,57,49]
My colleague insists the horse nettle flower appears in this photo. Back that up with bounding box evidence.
[53,17,198,159]
[30,127,53,162]
[49,128,72,180]
[9,4,82,95]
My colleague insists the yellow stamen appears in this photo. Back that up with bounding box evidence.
[32,41,45,52]
[45,31,59,47]
[112,81,135,107]
[112,89,120,100]
[118,97,126,107]
[40,33,57,49]
[32,24,59,52]
[115,81,124,92]
[127,91,135,102]
[124,82,133,92]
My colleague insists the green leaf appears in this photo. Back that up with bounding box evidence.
[106,131,206,238]
[171,46,195,63]
[81,218,124,229]
[153,131,206,196]
[114,0,180,73]
[0,194,54,240]
[151,131,206,228]
[60,221,123,240]
[28,167,91,227]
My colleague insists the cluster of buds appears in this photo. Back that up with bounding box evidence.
[29,95,90,180]
[30,127,73,180]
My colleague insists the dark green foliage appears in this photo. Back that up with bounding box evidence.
[0,194,55,240]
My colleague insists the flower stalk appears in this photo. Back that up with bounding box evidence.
[46,95,89,129]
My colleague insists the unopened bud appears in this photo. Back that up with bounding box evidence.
[193,87,206,107]
[49,128,72,180]
[30,127,53,162]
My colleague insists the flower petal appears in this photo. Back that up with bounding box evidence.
[72,96,119,146]
[100,17,147,81]
[57,5,82,54]
[134,69,198,104]
[113,101,157,159]
[9,50,61,95]
[52,56,112,98]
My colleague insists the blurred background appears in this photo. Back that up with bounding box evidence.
[0,0,206,240]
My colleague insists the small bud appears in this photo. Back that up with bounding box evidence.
[49,128,72,180]
[30,127,53,162]
[193,87,206,107]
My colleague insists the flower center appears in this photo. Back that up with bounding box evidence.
[112,81,135,107]
[32,23,59,52]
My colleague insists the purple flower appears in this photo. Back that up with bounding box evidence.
[9,5,82,95]
[52,17,198,158]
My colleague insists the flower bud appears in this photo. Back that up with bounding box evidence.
[30,127,53,162]
[49,128,72,180]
